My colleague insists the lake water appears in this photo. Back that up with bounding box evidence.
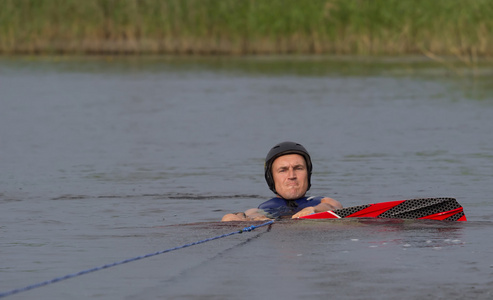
[1,56,493,299]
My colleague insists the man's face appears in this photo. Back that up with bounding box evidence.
[271,154,309,200]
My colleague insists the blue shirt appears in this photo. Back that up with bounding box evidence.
[258,196,324,218]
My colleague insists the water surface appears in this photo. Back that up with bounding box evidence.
[1,56,492,299]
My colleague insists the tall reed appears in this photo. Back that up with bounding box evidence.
[0,0,491,56]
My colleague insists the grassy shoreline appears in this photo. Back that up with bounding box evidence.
[1,0,492,57]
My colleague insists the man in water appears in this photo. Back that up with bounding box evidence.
[222,141,342,221]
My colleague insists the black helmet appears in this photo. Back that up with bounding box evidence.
[264,141,312,194]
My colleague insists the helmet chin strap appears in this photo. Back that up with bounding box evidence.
[285,200,299,208]
[276,193,301,207]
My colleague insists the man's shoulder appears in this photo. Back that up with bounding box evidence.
[296,196,324,207]
[304,196,324,202]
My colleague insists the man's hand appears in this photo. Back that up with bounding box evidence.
[292,206,316,218]
[320,197,343,209]
[221,212,249,222]
[291,197,343,219]
[221,208,271,222]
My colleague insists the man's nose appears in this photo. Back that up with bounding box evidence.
[288,168,296,178]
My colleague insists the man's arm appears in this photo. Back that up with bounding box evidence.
[222,198,342,221]
[291,197,342,218]
[221,208,271,222]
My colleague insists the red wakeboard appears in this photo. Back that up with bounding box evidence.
[299,197,467,221]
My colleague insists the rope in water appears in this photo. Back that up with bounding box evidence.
[0,220,274,299]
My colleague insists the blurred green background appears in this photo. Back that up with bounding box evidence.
[1,0,491,58]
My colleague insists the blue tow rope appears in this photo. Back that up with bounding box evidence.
[0,220,274,298]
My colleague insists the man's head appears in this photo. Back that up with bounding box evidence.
[264,141,312,199]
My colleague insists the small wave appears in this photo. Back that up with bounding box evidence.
[51,193,264,201]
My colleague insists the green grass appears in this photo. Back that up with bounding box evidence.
[0,0,492,56]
